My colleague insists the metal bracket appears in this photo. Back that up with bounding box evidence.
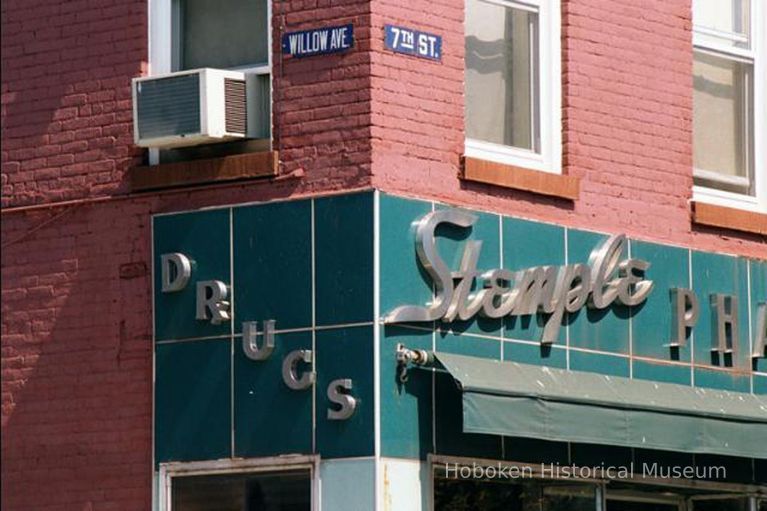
[395,343,433,383]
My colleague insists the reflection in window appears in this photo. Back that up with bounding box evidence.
[173,0,269,71]
[433,478,596,511]
[692,497,751,511]
[465,0,539,152]
[171,470,311,511]
[692,50,752,195]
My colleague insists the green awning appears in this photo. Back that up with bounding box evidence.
[435,352,767,459]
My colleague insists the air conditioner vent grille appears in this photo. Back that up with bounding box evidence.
[224,78,247,135]
[136,74,201,139]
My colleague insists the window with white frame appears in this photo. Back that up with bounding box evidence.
[464,0,561,174]
[692,0,766,212]
[148,0,272,162]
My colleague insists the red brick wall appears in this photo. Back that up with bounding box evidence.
[273,0,373,190]
[369,0,766,257]
[1,0,147,208]
[1,0,374,509]
[1,0,764,509]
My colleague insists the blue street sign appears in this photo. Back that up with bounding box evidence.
[282,24,354,58]
[384,24,442,61]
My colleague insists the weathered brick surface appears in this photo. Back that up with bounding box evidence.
[1,0,147,208]
[1,200,153,510]
[272,0,374,192]
[2,0,765,509]
[369,0,765,257]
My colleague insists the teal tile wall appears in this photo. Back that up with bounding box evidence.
[233,201,312,331]
[153,192,765,472]
[378,195,433,322]
[691,251,750,371]
[380,325,434,459]
[436,331,501,359]
[314,193,374,326]
[569,350,630,377]
[503,218,565,343]
[155,339,231,463]
[153,192,376,465]
[756,375,767,395]
[315,326,375,458]
[154,209,231,341]
[434,208,501,335]
[234,331,313,457]
[633,359,691,386]
[503,341,567,368]
[376,192,765,467]
[566,230,631,354]
[751,259,767,374]
[631,241,691,362]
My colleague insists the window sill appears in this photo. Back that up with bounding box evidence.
[461,156,579,201]
[130,151,279,192]
[691,201,767,236]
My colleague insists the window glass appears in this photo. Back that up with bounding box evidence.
[175,0,269,70]
[171,470,310,511]
[606,501,678,511]
[465,0,539,151]
[692,50,753,195]
[693,0,750,48]
[433,478,596,510]
[692,498,751,511]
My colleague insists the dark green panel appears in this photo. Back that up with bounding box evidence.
[434,371,503,460]
[751,259,767,373]
[314,193,374,326]
[315,326,374,458]
[694,368,750,393]
[436,331,501,360]
[633,359,691,386]
[154,209,231,341]
[380,325,434,459]
[503,218,566,344]
[379,195,434,322]
[569,351,630,377]
[435,208,501,335]
[630,241,691,362]
[503,340,567,368]
[567,230,631,354]
[234,332,312,457]
[233,201,312,331]
[691,251,750,370]
[155,339,231,463]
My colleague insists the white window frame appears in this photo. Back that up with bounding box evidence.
[692,0,766,213]
[156,455,319,511]
[147,0,273,164]
[464,0,562,174]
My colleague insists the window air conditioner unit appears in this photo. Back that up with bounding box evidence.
[132,68,247,148]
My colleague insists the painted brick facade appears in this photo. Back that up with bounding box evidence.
[1,0,765,510]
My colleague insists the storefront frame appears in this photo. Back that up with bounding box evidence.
[430,454,766,511]
[156,455,320,511]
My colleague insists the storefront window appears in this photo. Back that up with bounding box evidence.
[433,478,597,511]
[691,498,751,511]
[170,469,311,511]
